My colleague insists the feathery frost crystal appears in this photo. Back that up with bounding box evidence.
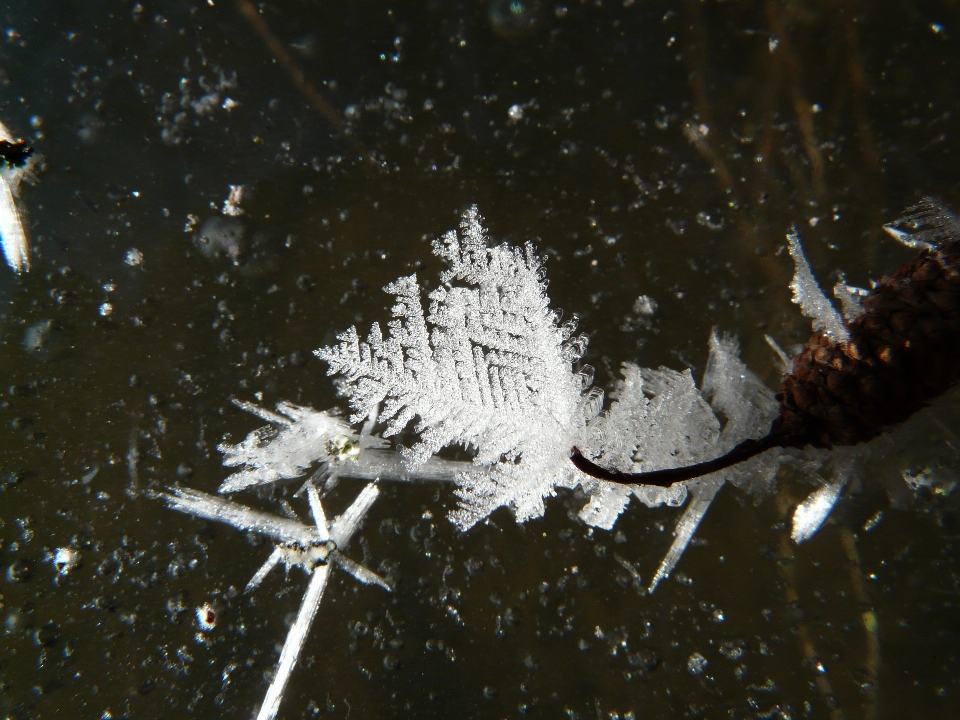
[317,206,599,528]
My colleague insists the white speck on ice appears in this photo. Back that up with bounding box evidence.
[222,185,245,217]
[124,248,144,267]
[53,547,80,575]
[195,603,218,632]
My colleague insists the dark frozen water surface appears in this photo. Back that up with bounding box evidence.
[2,1,959,719]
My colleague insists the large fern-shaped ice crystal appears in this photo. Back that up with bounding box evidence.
[317,206,598,528]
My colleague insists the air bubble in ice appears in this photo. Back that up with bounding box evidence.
[687,652,708,675]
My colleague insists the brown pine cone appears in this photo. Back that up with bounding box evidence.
[775,236,960,449]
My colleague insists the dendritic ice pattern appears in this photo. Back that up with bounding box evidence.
[193,207,905,553]
[317,206,599,529]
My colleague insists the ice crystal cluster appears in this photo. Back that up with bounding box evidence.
[164,203,947,719]
[194,207,900,566]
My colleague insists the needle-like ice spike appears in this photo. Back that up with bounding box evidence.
[332,553,391,591]
[162,487,320,544]
[165,481,389,720]
[330,482,379,547]
[306,483,330,540]
[256,564,330,720]
[231,398,294,427]
[648,478,723,593]
[246,547,283,594]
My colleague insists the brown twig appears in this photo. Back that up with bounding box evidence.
[234,0,345,130]
[775,491,848,720]
[765,0,826,199]
[838,527,880,720]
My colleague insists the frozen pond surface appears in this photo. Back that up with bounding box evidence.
[1,1,959,719]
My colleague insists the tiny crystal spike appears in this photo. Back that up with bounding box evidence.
[306,483,331,541]
[245,548,283,594]
[647,478,723,593]
[162,487,321,544]
[332,552,392,590]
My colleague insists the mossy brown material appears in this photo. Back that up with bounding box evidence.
[572,209,960,487]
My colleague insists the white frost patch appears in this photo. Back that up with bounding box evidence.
[318,206,597,530]
[786,230,849,343]
[883,197,960,251]
[218,400,354,493]
[702,331,779,452]
[576,331,779,557]
[577,481,635,530]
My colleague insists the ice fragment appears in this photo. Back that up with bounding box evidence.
[791,481,843,544]
[786,230,849,343]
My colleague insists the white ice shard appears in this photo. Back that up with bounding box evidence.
[218,400,355,492]
[162,482,388,720]
[832,273,868,322]
[883,196,960,251]
[786,230,848,343]
[0,120,30,273]
[648,477,723,593]
[791,481,844,544]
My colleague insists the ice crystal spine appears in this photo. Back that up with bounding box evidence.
[163,482,388,720]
